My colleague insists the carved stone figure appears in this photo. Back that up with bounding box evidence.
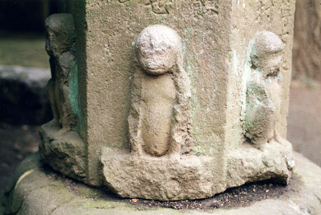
[39,14,85,181]
[45,13,77,131]
[244,31,284,148]
[37,0,296,202]
[128,25,191,157]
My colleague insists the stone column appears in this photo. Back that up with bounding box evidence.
[39,0,296,201]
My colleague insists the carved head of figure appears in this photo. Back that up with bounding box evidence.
[250,31,284,77]
[45,14,75,58]
[136,25,183,75]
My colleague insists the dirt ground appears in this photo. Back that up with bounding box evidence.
[0,81,320,201]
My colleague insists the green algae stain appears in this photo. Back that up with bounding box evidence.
[68,64,81,134]
[68,64,79,116]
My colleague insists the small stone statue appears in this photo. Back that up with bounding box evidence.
[244,31,284,148]
[45,14,78,131]
[128,25,191,158]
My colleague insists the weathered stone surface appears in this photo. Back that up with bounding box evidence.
[2,152,321,215]
[45,13,79,131]
[227,140,294,188]
[39,120,86,181]
[37,0,297,200]
[101,150,220,201]
[0,65,52,125]
[101,140,294,201]
[38,13,86,183]
[82,0,233,187]
[244,31,286,148]
[129,25,191,158]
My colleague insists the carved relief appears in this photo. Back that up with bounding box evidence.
[193,0,219,16]
[152,0,174,14]
[244,31,284,148]
[45,14,78,131]
[118,0,174,15]
[128,25,191,157]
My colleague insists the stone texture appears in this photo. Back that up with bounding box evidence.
[82,0,233,187]
[0,65,52,125]
[227,139,294,188]
[39,121,86,181]
[38,0,297,201]
[101,150,220,201]
[45,13,79,131]
[244,31,285,148]
[129,25,191,158]
[39,13,86,183]
[2,152,321,215]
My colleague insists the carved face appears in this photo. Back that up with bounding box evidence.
[253,52,283,76]
[251,31,284,76]
[136,25,182,75]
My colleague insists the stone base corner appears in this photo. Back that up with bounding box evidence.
[39,120,86,181]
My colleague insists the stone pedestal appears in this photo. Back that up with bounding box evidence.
[39,0,296,201]
[2,152,321,215]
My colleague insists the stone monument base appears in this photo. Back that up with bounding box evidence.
[101,151,222,201]
[1,152,321,215]
[100,139,294,201]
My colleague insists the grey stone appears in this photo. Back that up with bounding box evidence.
[245,31,285,148]
[2,152,321,215]
[39,13,86,182]
[45,13,78,131]
[227,139,294,188]
[129,25,191,158]
[38,0,297,201]
[0,65,52,125]
[101,150,221,201]
[39,120,86,181]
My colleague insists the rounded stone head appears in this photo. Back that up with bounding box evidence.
[45,14,75,58]
[250,31,284,76]
[136,25,182,75]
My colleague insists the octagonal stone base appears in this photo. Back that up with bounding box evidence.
[39,121,86,181]
[101,151,223,201]
[1,152,321,215]
[100,139,294,201]
[39,121,294,201]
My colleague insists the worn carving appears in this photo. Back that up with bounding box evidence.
[193,0,219,16]
[149,0,173,14]
[45,14,78,131]
[118,0,173,14]
[244,31,284,148]
[39,13,85,182]
[128,25,191,157]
